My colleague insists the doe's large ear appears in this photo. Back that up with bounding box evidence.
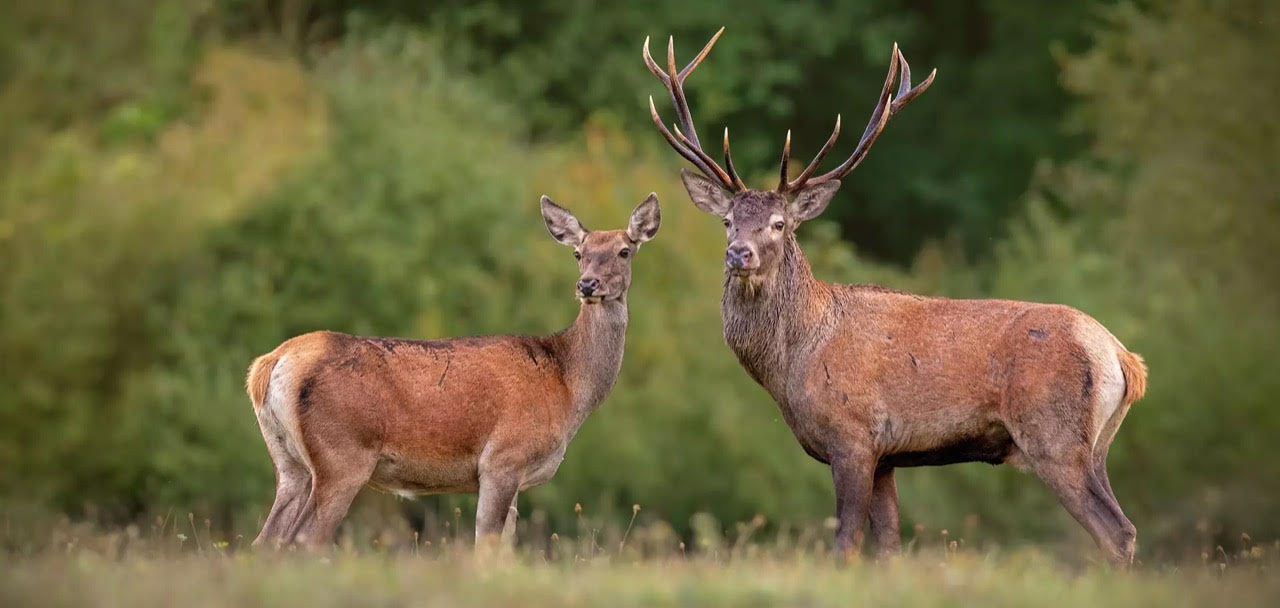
[791,180,842,222]
[679,169,733,217]
[626,193,661,243]
[540,195,587,246]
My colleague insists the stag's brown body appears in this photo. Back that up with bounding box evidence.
[646,29,1147,564]
[245,194,660,548]
[723,232,1146,563]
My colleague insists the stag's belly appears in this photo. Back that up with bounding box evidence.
[878,421,1014,468]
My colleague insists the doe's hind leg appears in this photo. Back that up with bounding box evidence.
[252,412,312,547]
[287,449,378,549]
[252,467,311,547]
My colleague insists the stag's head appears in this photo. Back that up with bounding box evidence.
[644,28,934,279]
[540,194,661,304]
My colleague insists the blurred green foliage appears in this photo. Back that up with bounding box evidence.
[216,0,1101,263]
[0,0,1276,559]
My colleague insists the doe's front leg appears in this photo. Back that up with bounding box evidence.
[501,492,520,543]
[475,472,520,554]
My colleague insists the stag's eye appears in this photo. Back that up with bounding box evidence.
[722,219,731,228]
[573,251,581,260]
[773,221,785,231]
[618,248,630,259]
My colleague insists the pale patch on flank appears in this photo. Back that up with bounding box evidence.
[1072,316,1126,448]
[265,355,314,472]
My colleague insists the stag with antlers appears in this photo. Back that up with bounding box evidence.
[645,29,1147,564]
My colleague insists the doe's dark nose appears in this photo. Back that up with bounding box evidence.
[577,278,600,296]
[725,244,754,268]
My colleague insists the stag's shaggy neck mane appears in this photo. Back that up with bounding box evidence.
[722,235,835,396]
[549,297,629,429]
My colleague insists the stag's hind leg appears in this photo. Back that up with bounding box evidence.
[1006,408,1136,565]
[1086,400,1136,559]
[1001,321,1136,564]
[1007,398,1137,566]
[1026,447,1136,565]
[1091,402,1132,509]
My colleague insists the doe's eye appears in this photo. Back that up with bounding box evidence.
[618,248,630,259]
[573,251,581,260]
[722,219,731,228]
[773,221,785,231]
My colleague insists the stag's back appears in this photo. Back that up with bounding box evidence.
[816,286,1141,438]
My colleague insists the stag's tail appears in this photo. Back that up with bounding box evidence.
[1117,349,1148,407]
[246,352,282,409]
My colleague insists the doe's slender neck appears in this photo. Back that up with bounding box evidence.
[550,295,629,426]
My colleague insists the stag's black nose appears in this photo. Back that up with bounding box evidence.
[577,278,600,296]
[725,244,754,269]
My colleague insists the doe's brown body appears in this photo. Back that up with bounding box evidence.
[246,194,660,548]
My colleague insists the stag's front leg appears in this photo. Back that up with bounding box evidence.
[830,449,876,560]
[869,467,901,557]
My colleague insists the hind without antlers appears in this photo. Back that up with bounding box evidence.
[245,194,661,550]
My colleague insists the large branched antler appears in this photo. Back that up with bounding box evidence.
[645,29,935,195]
[778,44,936,194]
[644,28,746,192]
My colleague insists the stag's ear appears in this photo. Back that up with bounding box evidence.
[680,169,733,216]
[626,193,661,244]
[540,195,587,246]
[791,180,842,222]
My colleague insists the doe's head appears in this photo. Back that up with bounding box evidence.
[540,193,661,304]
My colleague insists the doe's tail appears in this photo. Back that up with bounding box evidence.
[246,352,281,409]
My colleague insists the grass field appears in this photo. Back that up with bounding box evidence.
[3,514,1278,607]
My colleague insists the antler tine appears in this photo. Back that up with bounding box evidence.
[673,124,734,187]
[781,114,842,193]
[895,47,912,101]
[648,96,721,182]
[643,29,740,191]
[679,26,725,80]
[642,28,724,85]
[664,36,702,149]
[642,36,671,85]
[724,128,746,191]
[806,44,907,186]
[777,130,791,192]
[890,47,936,114]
